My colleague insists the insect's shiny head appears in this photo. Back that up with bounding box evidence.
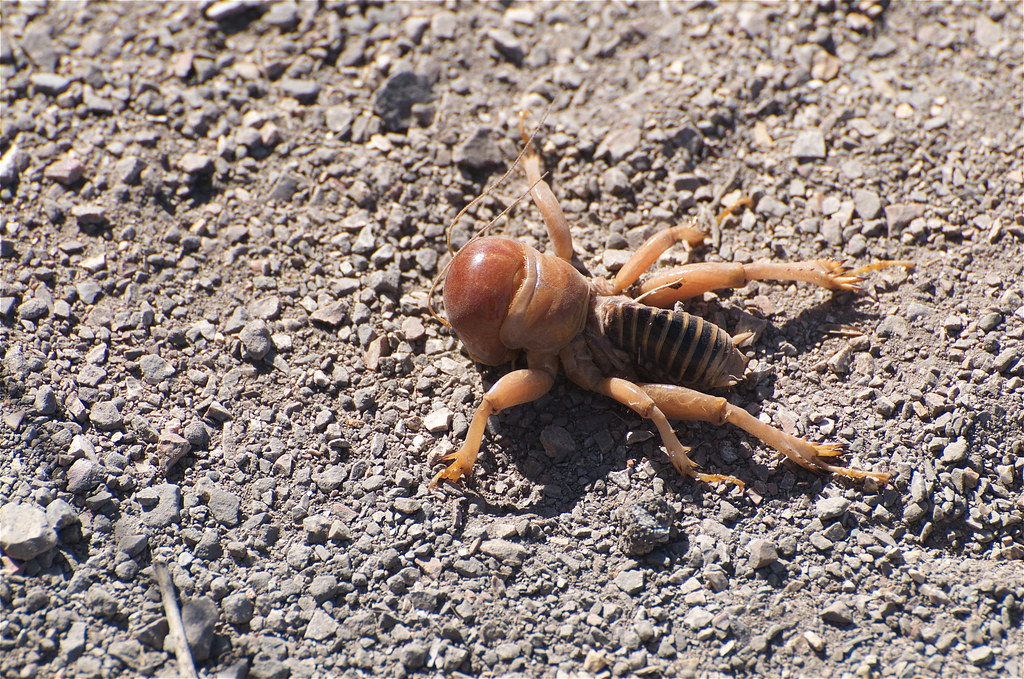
[443,237,525,365]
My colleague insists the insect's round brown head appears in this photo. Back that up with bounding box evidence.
[443,237,525,365]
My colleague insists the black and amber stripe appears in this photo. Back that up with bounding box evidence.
[600,299,743,388]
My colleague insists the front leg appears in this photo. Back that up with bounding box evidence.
[430,354,557,488]
[520,117,574,262]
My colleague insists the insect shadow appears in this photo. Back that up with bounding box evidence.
[453,287,893,515]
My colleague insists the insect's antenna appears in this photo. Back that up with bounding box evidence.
[443,110,547,256]
[633,281,679,306]
[469,174,547,241]
[427,259,453,328]
[428,109,550,326]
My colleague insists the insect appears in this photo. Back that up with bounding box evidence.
[429,119,912,491]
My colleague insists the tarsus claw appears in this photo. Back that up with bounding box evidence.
[805,442,890,485]
[819,259,864,291]
[429,454,473,490]
[813,443,844,458]
[824,259,916,291]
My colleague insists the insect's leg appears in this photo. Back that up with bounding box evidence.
[639,383,890,484]
[519,118,573,262]
[430,366,555,489]
[611,197,752,293]
[636,260,914,308]
[592,377,744,488]
[610,224,709,293]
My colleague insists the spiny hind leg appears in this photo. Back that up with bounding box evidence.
[593,377,744,488]
[636,259,915,308]
[638,383,890,484]
[430,367,554,489]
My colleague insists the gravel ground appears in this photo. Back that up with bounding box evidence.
[1,1,1023,677]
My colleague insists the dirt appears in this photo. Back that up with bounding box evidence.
[0,1,1022,678]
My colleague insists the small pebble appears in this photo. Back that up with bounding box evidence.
[138,354,175,384]
[941,438,968,464]
[884,203,923,233]
[816,496,851,521]
[684,607,713,630]
[479,539,529,567]
[44,158,85,185]
[0,503,58,560]
[304,609,339,640]
[222,592,254,625]
[613,569,645,595]
[239,319,274,360]
[852,189,882,220]
[804,630,825,652]
[374,71,433,133]
[820,600,854,626]
[182,597,218,661]
[18,298,50,321]
[967,645,993,666]
[397,641,429,670]
[46,499,78,531]
[71,205,107,227]
[747,538,779,569]
[791,129,826,159]
[85,585,121,618]
[89,400,123,431]
[136,484,181,528]
[615,496,674,556]
[179,153,214,175]
[33,385,57,415]
[279,78,320,104]
[66,458,103,494]
[310,301,347,326]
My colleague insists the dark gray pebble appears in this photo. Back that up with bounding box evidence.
[136,484,181,528]
[18,298,50,321]
[615,496,675,556]
[239,319,274,360]
[223,592,255,624]
[267,173,301,203]
[453,127,504,171]
[182,597,218,661]
[374,71,434,133]
[138,354,175,384]
[85,584,121,618]
[33,385,57,415]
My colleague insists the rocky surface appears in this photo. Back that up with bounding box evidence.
[0,1,1022,678]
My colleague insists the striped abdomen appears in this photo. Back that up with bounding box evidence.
[596,298,746,389]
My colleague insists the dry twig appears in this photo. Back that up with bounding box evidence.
[153,561,198,679]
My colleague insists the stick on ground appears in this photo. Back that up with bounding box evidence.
[154,561,198,679]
